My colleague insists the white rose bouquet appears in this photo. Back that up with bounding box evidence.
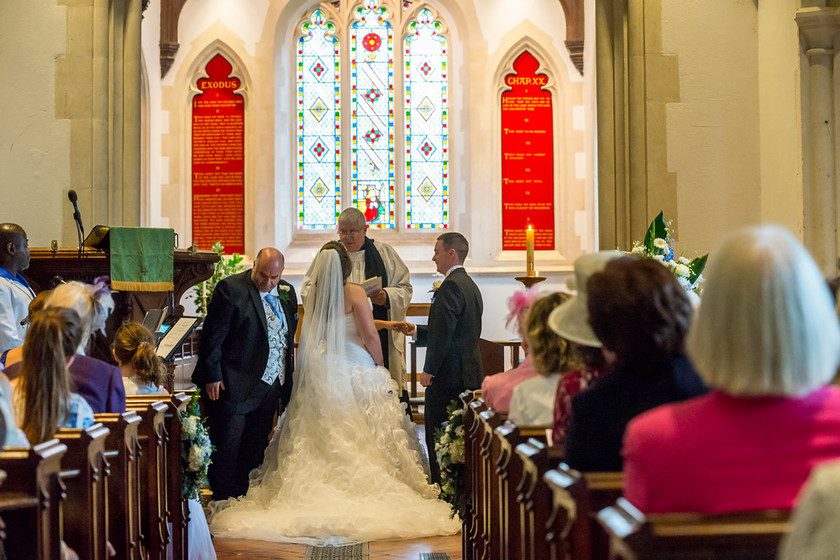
[630,211,708,293]
[434,401,466,518]
[180,389,215,499]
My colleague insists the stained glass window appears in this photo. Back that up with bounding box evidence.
[404,8,447,228]
[296,1,449,231]
[297,10,341,229]
[351,0,395,228]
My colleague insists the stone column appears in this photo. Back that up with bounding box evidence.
[797,7,840,274]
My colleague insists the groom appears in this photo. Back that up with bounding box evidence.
[409,232,483,484]
[194,247,298,500]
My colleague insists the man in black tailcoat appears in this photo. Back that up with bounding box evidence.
[193,247,298,501]
[408,232,483,484]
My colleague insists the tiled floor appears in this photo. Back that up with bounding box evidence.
[213,534,461,559]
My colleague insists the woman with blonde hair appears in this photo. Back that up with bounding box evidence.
[623,225,840,514]
[507,292,572,426]
[12,307,93,444]
[112,323,168,395]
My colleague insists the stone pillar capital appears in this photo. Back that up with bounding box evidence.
[797,7,840,52]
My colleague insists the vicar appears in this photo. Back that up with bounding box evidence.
[194,247,298,501]
[407,232,483,483]
[302,207,414,415]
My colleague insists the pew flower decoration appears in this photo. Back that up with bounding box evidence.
[180,389,214,500]
[630,211,708,293]
[434,401,466,518]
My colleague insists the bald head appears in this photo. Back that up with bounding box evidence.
[0,223,30,274]
[252,247,285,293]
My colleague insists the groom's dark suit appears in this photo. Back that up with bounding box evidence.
[193,269,298,500]
[415,267,483,483]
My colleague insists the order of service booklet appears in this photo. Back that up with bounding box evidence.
[359,276,382,296]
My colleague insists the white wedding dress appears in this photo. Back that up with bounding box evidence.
[208,249,459,545]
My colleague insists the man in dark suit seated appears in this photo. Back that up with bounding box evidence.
[407,232,483,484]
[193,247,298,501]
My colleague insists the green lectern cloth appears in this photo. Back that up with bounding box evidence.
[109,227,174,291]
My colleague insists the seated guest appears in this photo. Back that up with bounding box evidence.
[112,323,169,395]
[0,369,27,447]
[623,225,840,514]
[779,459,840,560]
[564,256,706,472]
[3,289,51,370]
[11,307,94,444]
[481,287,540,412]
[45,279,125,413]
[548,251,621,447]
[508,292,571,425]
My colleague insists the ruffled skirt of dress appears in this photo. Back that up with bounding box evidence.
[207,341,460,545]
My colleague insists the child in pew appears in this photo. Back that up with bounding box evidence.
[507,292,571,426]
[112,322,217,560]
[112,322,169,395]
[481,286,540,413]
[11,307,94,444]
[622,225,840,514]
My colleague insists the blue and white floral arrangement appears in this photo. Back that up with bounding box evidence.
[180,389,215,500]
[630,211,708,293]
[434,401,466,518]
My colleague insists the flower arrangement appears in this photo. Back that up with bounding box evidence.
[180,389,214,500]
[189,241,246,316]
[630,211,708,293]
[434,400,466,518]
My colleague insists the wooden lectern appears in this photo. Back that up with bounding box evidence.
[22,247,219,366]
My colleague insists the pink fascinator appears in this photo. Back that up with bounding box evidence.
[505,285,540,333]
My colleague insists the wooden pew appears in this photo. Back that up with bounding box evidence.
[516,439,561,560]
[465,397,488,560]
[597,497,790,560]
[54,423,111,560]
[127,392,192,560]
[477,408,504,559]
[125,397,169,560]
[459,390,480,560]
[494,422,549,559]
[95,411,143,560]
[0,440,66,560]
[544,463,623,560]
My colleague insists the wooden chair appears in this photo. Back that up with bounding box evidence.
[95,411,143,560]
[0,440,66,560]
[515,438,556,560]
[597,497,790,560]
[125,398,169,560]
[54,423,111,560]
[544,463,623,560]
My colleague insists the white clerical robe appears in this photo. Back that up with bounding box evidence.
[301,240,412,388]
[0,275,33,355]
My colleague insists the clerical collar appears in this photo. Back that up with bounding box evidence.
[445,265,464,278]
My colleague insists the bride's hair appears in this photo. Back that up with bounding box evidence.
[321,241,352,282]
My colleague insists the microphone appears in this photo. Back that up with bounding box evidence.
[68,190,84,236]
[68,189,85,256]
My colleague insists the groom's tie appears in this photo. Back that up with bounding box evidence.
[265,293,281,318]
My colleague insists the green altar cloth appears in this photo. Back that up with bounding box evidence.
[109,227,174,291]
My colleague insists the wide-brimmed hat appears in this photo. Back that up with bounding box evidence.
[548,251,624,347]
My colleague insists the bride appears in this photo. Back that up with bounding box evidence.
[208,241,460,545]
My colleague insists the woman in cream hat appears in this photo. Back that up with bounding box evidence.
[548,251,622,447]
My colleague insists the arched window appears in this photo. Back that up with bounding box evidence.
[296,0,449,230]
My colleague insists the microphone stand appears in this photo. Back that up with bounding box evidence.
[74,211,84,258]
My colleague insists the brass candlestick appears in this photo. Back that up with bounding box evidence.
[515,275,546,289]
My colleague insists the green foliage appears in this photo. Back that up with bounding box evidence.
[434,400,466,518]
[189,242,246,316]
